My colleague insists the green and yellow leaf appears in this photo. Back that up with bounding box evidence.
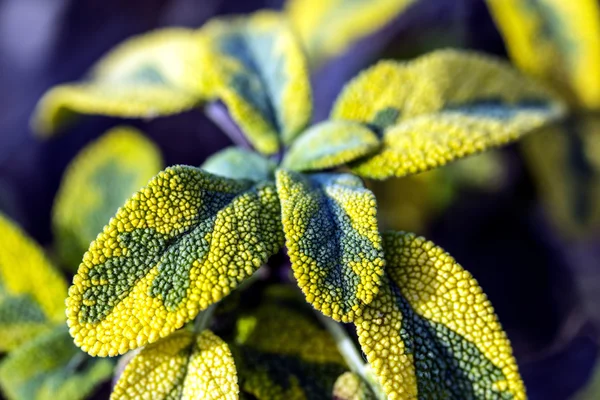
[282,120,380,172]
[0,213,67,350]
[355,232,525,399]
[276,170,385,322]
[199,11,312,153]
[53,126,163,270]
[234,296,347,399]
[332,49,565,179]
[111,329,238,400]
[0,325,113,400]
[332,372,376,400]
[202,147,276,181]
[487,0,600,109]
[66,165,284,356]
[286,0,416,65]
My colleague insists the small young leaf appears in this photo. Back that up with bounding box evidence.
[202,147,276,181]
[111,329,238,400]
[0,213,67,328]
[332,49,566,179]
[332,372,376,400]
[200,11,312,153]
[53,126,163,270]
[355,232,525,399]
[234,298,347,399]
[282,120,380,172]
[286,0,416,65]
[66,166,283,356]
[487,0,600,108]
[0,325,113,400]
[276,170,385,322]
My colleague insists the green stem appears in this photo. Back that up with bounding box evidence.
[194,304,217,333]
[316,313,387,400]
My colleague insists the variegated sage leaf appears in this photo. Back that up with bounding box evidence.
[202,147,276,182]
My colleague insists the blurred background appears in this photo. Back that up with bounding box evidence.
[0,0,598,399]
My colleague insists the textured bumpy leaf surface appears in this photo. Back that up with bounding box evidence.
[54,126,162,270]
[0,325,113,400]
[32,28,209,135]
[200,11,312,154]
[112,329,238,399]
[332,49,565,179]
[276,170,384,322]
[523,116,600,237]
[234,295,347,399]
[66,165,283,356]
[282,120,380,172]
[202,147,276,181]
[0,213,67,351]
[355,232,525,399]
[487,0,600,108]
[332,372,377,400]
[286,0,415,65]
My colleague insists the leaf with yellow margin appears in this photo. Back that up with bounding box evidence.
[202,147,276,181]
[487,0,600,109]
[66,165,284,356]
[234,293,348,399]
[282,120,380,172]
[276,170,385,322]
[0,324,113,400]
[286,0,416,65]
[53,126,163,271]
[331,49,565,179]
[32,28,209,136]
[355,232,525,400]
[199,11,312,153]
[111,329,238,400]
[332,372,376,400]
[0,213,67,351]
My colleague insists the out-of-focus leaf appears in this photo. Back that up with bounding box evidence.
[282,120,380,172]
[332,372,376,400]
[523,115,600,238]
[355,232,525,399]
[276,170,385,322]
[487,0,600,109]
[0,325,113,400]
[53,126,162,270]
[200,11,312,154]
[111,329,238,400]
[202,147,276,181]
[286,0,416,65]
[332,49,565,179]
[234,297,347,399]
[66,166,283,356]
[0,213,67,350]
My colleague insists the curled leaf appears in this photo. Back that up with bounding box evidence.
[202,147,276,181]
[332,49,565,179]
[53,126,162,270]
[111,329,238,400]
[66,166,283,356]
[282,120,380,172]
[276,170,385,322]
[355,232,525,399]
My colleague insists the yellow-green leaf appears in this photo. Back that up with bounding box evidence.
[355,232,525,399]
[487,0,600,109]
[282,120,380,172]
[202,147,276,181]
[286,0,416,65]
[276,170,385,322]
[234,293,347,399]
[332,372,376,400]
[0,213,67,350]
[53,126,163,270]
[0,325,113,400]
[199,11,312,153]
[66,166,284,356]
[111,329,238,400]
[332,49,565,179]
